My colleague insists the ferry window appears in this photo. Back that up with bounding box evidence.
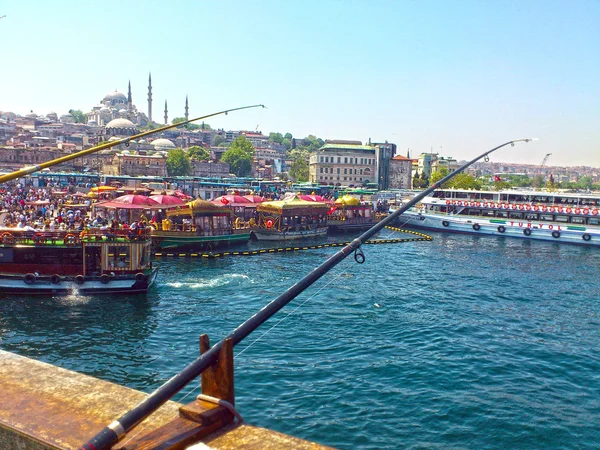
[588,218,599,226]
[525,214,537,220]
[555,215,569,223]
[108,246,131,270]
[469,210,481,216]
[509,213,524,219]
[571,217,585,224]
[495,212,508,218]
[540,214,554,221]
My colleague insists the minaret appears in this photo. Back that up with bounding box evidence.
[147,72,153,123]
[164,100,168,125]
[127,80,132,111]
[185,95,189,122]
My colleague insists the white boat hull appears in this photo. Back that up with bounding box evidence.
[252,227,328,241]
[395,210,600,246]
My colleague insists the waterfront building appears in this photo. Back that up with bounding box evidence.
[191,160,230,177]
[389,155,413,189]
[431,156,459,173]
[417,152,438,179]
[309,142,379,187]
[103,152,167,177]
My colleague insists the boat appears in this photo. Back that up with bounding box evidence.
[252,195,329,240]
[327,194,384,232]
[152,199,251,250]
[0,226,158,295]
[394,188,600,245]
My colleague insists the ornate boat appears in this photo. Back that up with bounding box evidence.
[327,194,383,232]
[394,188,600,245]
[152,199,251,250]
[0,227,157,295]
[252,195,329,241]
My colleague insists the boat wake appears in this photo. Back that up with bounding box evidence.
[56,288,92,305]
[165,273,251,290]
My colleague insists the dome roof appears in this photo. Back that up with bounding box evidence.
[151,138,176,150]
[105,118,136,129]
[103,91,127,102]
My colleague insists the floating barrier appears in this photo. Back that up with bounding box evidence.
[153,227,432,258]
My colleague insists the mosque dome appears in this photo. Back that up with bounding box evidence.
[108,136,120,142]
[103,91,127,102]
[118,108,128,114]
[151,138,176,151]
[106,118,136,129]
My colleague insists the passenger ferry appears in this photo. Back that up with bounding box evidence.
[0,227,158,295]
[327,194,383,233]
[395,189,600,246]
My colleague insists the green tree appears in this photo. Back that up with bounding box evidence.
[284,132,293,140]
[288,149,310,181]
[213,135,226,147]
[449,173,481,190]
[493,180,512,191]
[269,132,283,144]
[172,117,201,130]
[68,109,87,124]
[166,149,191,176]
[221,136,254,177]
[413,172,428,189]
[577,176,593,190]
[187,145,210,161]
[282,138,292,150]
[532,175,545,188]
[429,167,449,188]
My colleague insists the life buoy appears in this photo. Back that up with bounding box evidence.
[517,205,524,210]
[135,272,147,282]
[64,234,77,246]
[472,223,481,231]
[593,209,599,215]
[24,273,36,285]
[33,233,46,245]
[511,204,517,210]
[1,232,14,244]
[100,274,110,284]
[265,219,274,229]
[542,206,548,212]
[534,206,539,211]
[497,225,506,233]
[452,200,457,205]
[523,228,532,236]
[482,202,488,208]
[575,208,581,214]
[552,230,560,239]
[566,208,572,214]
[549,207,556,213]
[470,202,475,207]
[74,275,85,285]
[50,274,61,285]
[525,205,531,211]
[442,220,450,227]
[475,202,481,207]
[582,233,591,241]
[445,200,451,205]
[583,209,590,215]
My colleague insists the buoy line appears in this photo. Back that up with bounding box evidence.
[153,228,432,259]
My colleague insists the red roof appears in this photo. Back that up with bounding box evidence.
[391,155,411,161]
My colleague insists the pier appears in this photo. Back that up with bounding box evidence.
[0,349,331,449]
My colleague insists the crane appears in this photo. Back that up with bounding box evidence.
[540,153,551,167]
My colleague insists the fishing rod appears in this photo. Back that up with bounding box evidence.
[0,104,265,184]
[81,137,537,450]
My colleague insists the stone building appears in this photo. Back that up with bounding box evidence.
[388,155,413,189]
[309,143,378,187]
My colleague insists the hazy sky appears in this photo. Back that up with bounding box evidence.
[1,0,598,167]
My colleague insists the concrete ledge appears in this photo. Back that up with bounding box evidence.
[0,350,332,449]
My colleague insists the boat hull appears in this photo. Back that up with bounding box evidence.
[395,210,600,246]
[252,227,328,241]
[152,232,251,250]
[0,269,158,296]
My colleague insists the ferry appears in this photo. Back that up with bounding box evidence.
[0,227,158,295]
[395,188,600,246]
[327,194,383,232]
[253,195,329,241]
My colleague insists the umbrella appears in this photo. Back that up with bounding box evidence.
[213,195,252,205]
[243,195,266,203]
[149,194,185,206]
[174,190,192,200]
[90,186,117,192]
[72,192,87,197]
[112,194,159,206]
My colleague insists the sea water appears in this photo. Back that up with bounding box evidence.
[1,229,599,449]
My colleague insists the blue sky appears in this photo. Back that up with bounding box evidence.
[1,0,598,167]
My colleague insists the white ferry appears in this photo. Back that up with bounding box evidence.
[394,189,600,246]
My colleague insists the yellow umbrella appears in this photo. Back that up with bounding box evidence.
[90,186,117,192]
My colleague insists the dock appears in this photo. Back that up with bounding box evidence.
[0,349,332,449]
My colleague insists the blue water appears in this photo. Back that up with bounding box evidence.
[1,230,599,449]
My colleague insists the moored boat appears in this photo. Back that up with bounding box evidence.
[152,199,251,250]
[0,227,157,295]
[327,194,383,232]
[394,188,600,245]
[253,195,329,240]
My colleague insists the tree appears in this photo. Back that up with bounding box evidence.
[213,135,226,147]
[282,138,292,150]
[221,136,254,177]
[187,145,210,161]
[493,180,512,191]
[449,173,481,190]
[288,149,310,181]
[429,167,449,188]
[172,117,201,130]
[284,132,293,139]
[166,149,191,176]
[69,109,87,124]
[413,172,428,189]
[532,175,545,188]
[269,132,283,144]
